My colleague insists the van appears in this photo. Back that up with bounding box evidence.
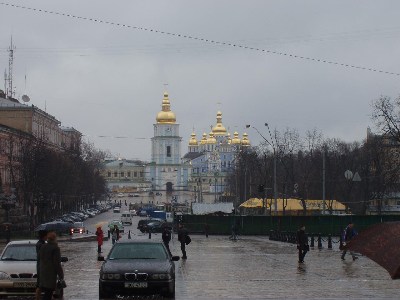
[121,212,132,225]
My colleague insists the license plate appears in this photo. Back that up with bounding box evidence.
[13,282,36,288]
[124,282,148,288]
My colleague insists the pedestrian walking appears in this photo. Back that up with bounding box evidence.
[162,226,172,255]
[341,222,358,261]
[230,221,239,240]
[177,223,189,259]
[39,231,64,300]
[4,225,10,244]
[96,226,104,253]
[111,225,120,245]
[204,223,209,238]
[35,230,47,300]
[296,225,309,263]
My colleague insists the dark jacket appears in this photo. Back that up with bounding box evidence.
[178,227,188,244]
[39,241,64,290]
[344,226,356,242]
[111,227,120,240]
[162,229,171,243]
[297,229,308,249]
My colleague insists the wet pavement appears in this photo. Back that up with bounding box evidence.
[2,208,400,299]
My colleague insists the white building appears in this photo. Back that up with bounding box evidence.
[146,92,190,192]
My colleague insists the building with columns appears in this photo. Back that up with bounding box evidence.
[146,92,190,192]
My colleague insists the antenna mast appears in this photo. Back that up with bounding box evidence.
[7,36,16,98]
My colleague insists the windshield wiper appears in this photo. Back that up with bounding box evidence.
[1,258,20,261]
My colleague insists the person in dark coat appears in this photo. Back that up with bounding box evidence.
[96,227,104,253]
[39,231,64,300]
[162,226,172,255]
[177,223,188,259]
[111,225,120,245]
[35,230,47,300]
[296,225,309,263]
[341,222,358,261]
[4,225,10,244]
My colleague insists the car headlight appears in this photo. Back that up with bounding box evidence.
[101,273,121,280]
[0,272,11,280]
[151,273,171,280]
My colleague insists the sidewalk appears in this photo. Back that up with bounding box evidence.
[168,234,400,299]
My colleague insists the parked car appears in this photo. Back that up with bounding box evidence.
[113,207,121,213]
[98,240,179,299]
[128,194,134,197]
[121,212,132,225]
[143,220,170,233]
[70,222,86,234]
[0,240,68,298]
[137,218,164,233]
[108,220,124,233]
[117,193,124,198]
[133,193,140,197]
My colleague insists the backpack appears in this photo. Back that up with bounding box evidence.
[185,235,191,245]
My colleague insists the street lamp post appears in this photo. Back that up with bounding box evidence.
[246,123,278,213]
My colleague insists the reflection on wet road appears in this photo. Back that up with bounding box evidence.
[3,206,398,299]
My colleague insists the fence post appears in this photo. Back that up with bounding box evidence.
[310,235,315,248]
[317,234,322,249]
[328,234,332,249]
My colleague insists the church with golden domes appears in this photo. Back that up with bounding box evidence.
[146,92,250,203]
[183,111,250,202]
[146,92,190,193]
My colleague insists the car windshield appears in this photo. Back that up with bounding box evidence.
[1,244,37,261]
[108,243,167,260]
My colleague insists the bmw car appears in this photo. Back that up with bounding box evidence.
[98,240,179,299]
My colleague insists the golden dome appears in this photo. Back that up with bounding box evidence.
[231,131,241,144]
[241,133,251,146]
[212,111,228,136]
[200,133,208,145]
[156,92,176,124]
[227,132,232,144]
[207,132,217,144]
[189,132,198,146]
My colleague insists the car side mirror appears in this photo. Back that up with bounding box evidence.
[60,257,68,263]
[171,256,180,261]
[98,256,105,261]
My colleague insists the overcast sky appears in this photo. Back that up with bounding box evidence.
[1,0,400,161]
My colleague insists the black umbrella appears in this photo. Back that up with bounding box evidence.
[35,221,73,232]
[347,221,400,279]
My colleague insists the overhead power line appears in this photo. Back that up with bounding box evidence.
[1,2,400,76]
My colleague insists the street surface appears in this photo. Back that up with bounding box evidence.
[2,199,400,299]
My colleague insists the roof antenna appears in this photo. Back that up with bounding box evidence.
[6,36,16,98]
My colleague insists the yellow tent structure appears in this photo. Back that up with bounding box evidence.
[239,198,347,215]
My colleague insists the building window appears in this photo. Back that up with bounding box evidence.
[127,172,131,177]
[107,172,111,177]
[120,172,124,177]
[114,172,118,177]
[167,146,171,157]
[134,171,138,177]
[397,200,400,206]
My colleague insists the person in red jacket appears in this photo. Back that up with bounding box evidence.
[96,226,104,253]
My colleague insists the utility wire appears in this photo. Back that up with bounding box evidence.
[1,2,400,76]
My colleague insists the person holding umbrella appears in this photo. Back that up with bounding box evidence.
[96,226,104,253]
